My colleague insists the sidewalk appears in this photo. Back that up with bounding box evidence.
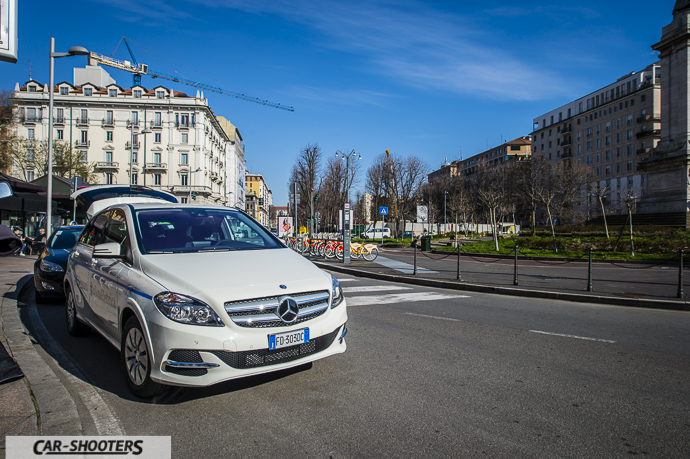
[0,254,82,456]
[0,255,39,454]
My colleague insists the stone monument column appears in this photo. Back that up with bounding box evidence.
[638,1,690,225]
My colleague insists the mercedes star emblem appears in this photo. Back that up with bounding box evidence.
[277,297,299,324]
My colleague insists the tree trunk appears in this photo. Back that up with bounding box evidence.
[628,204,634,256]
[531,207,536,237]
[598,196,610,239]
[492,207,499,251]
[546,206,558,253]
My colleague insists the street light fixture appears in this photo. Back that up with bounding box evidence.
[47,38,88,239]
[189,167,202,203]
[334,149,362,264]
[129,127,152,186]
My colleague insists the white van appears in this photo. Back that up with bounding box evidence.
[360,227,391,239]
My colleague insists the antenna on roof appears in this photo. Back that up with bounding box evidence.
[27,60,32,80]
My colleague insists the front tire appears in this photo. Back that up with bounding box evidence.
[122,316,166,398]
[66,288,90,336]
[363,247,379,261]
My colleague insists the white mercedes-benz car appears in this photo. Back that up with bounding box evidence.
[64,186,347,397]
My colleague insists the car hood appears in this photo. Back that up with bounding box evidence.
[139,248,332,305]
[45,248,71,267]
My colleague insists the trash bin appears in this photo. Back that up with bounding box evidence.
[420,236,431,252]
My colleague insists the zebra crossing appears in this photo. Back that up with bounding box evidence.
[338,276,470,307]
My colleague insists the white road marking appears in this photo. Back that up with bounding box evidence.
[376,256,438,274]
[404,312,463,322]
[337,278,356,282]
[529,330,616,344]
[346,292,469,306]
[343,286,413,293]
[28,296,125,435]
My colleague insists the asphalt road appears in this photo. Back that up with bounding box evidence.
[22,273,690,458]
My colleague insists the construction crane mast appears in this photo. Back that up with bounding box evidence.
[88,37,294,112]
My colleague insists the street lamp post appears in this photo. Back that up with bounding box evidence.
[189,167,202,203]
[335,149,361,264]
[444,190,447,233]
[47,38,88,239]
[129,127,152,186]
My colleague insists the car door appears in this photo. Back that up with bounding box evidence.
[92,209,128,341]
[71,211,109,326]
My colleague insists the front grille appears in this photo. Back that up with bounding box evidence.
[208,327,340,369]
[224,290,330,328]
[166,366,207,377]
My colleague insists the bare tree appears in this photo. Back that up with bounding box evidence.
[288,144,323,233]
[590,183,611,239]
[476,163,505,251]
[619,187,638,256]
[515,155,548,236]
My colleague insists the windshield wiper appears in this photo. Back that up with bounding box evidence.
[198,247,236,252]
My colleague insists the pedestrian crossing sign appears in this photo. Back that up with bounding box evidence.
[380,207,388,215]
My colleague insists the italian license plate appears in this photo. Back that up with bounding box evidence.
[269,328,309,350]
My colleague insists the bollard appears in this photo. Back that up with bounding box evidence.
[413,242,418,276]
[678,249,684,299]
[456,246,462,281]
[513,245,518,285]
[587,247,593,292]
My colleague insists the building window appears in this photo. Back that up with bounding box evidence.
[56,108,64,123]
[154,174,161,185]
[27,129,35,139]
[154,112,162,126]
[154,152,161,164]
[131,111,138,125]
[587,141,591,151]
[156,90,165,99]
[617,148,621,158]
[133,89,142,98]
[106,131,113,142]
[60,87,69,95]
[106,173,114,184]
[27,170,35,181]
[181,174,188,186]
[131,173,138,185]
[181,133,188,144]
[109,88,117,97]
[181,153,188,165]
[605,136,611,146]
[605,166,611,175]
[605,150,611,160]
[627,129,633,139]
[154,133,161,143]
[617,163,621,173]
[80,130,88,145]
[80,109,88,124]
[628,177,634,188]
[586,155,591,164]
[627,115,633,125]
[27,150,35,161]
[29,86,36,92]
[596,153,600,163]
[627,145,633,155]
[627,161,633,171]
[57,129,63,140]
[181,197,188,204]
[84,87,92,96]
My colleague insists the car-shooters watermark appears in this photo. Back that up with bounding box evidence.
[6,436,171,458]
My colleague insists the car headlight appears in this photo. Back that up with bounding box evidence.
[40,259,64,273]
[331,275,344,309]
[154,292,224,326]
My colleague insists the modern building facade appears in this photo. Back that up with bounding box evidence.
[532,63,661,208]
[10,65,245,207]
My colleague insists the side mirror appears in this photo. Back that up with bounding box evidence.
[0,182,13,199]
[93,242,124,259]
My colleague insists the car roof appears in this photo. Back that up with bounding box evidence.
[72,185,179,218]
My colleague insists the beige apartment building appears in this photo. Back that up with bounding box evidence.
[532,63,661,211]
[10,65,245,207]
[245,173,271,227]
[427,137,532,185]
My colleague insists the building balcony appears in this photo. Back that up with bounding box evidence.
[125,141,140,149]
[21,115,42,124]
[172,185,212,195]
[145,162,167,171]
[637,147,652,155]
[636,114,660,123]
[150,120,163,129]
[636,129,661,139]
[74,140,90,148]
[175,121,196,129]
[54,117,64,125]
[127,120,140,128]
[561,125,571,134]
[75,118,89,126]
[95,161,119,170]
[102,119,115,127]
[561,138,571,147]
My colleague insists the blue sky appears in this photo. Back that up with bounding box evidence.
[0,0,675,205]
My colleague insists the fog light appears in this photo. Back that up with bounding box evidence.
[41,282,55,291]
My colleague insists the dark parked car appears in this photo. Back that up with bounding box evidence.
[33,225,84,302]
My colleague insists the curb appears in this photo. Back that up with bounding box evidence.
[314,261,690,312]
[2,274,82,436]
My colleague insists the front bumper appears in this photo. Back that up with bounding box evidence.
[146,300,348,387]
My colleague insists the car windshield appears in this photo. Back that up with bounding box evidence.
[134,208,283,254]
[49,228,83,250]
